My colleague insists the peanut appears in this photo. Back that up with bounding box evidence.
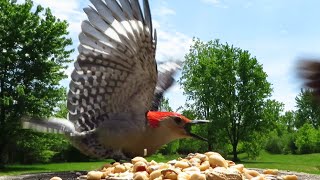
[133,161,147,172]
[149,169,162,180]
[190,172,206,180]
[114,164,126,173]
[209,154,228,168]
[283,175,298,180]
[132,156,148,164]
[49,177,62,180]
[199,161,210,171]
[263,169,278,175]
[133,171,149,180]
[174,161,190,169]
[87,171,103,180]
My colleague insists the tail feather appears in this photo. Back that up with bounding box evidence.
[21,116,76,135]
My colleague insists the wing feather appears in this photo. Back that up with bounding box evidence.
[143,0,152,40]
[68,0,157,132]
[151,61,182,111]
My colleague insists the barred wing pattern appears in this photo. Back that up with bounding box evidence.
[67,0,157,132]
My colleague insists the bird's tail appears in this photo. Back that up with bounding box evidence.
[21,116,76,135]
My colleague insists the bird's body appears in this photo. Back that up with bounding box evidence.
[67,112,179,159]
[22,0,208,161]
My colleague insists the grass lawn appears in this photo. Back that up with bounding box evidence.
[0,152,319,176]
[0,154,180,176]
[238,151,320,175]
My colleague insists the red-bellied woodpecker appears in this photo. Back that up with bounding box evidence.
[298,59,320,102]
[22,0,209,161]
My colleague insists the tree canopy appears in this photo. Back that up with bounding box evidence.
[295,89,320,129]
[180,38,272,160]
[0,0,72,165]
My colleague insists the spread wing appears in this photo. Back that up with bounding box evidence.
[151,61,182,111]
[298,59,320,101]
[67,0,157,132]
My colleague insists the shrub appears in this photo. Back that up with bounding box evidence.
[38,150,56,163]
[295,123,319,154]
[243,132,265,159]
[265,131,283,154]
[159,140,180,155]
[16,130,69,163]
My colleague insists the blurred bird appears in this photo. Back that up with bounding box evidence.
[22,0,208,161]
[297,59,320,102]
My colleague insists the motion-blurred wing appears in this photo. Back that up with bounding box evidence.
[151,61,182,111]
[298,59,320,101]
[67,0,157,132]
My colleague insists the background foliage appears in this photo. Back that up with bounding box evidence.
[0,0,319,167]
[0,0,73,166]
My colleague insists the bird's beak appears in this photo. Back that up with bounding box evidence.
[184,120,210,142]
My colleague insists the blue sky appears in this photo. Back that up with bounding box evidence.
[30,0,320,112]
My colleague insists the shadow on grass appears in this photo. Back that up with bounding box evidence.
[1,166,46,173]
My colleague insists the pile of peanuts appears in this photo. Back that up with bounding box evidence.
[50,151,298,180]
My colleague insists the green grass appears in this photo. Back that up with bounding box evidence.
[239,151,320,175]
[0,154,181,176]
[0,152,319,176]
[0,161,107,176]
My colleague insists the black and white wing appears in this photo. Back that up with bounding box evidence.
[298,59,320,101]
[67,0,157,132]
[151,61,182,111]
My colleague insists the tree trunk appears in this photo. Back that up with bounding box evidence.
[208,142,212,151]
[232,143,239,162]
[0,143,8,169]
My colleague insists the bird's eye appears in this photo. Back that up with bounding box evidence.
[174,117,182,125]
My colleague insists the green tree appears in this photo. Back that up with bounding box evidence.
[159,97,173,112]
[295,89,320,129]
[180,38,272,161]
[264,109,298,155]
[263,99,284,134]
[53,98,68,118]
[243,99,283,158]
[280,111,296,133]
[295,123,319,154]
[0,0,72,166]
[16,131,69,163]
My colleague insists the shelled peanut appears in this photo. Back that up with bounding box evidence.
[69,152,299,180]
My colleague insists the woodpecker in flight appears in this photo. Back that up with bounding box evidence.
[22,0,208,161]
[298,59,320,102]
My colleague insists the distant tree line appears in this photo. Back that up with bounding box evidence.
[160,39,320,161]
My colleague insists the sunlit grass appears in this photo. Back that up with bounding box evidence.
[239,151,320,175]
[0,154,181,176]
[1,152,319,176]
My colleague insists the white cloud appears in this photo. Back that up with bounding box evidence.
[154,6,176,17]
[272,91,297,112]
[32,0,86,35]
[156,29,192,62]
[151,1,191,63]
[201,0,228,8]
[202,0,220,5]
[170,83,183,93]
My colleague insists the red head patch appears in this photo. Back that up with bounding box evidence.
[147,111,191,128]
